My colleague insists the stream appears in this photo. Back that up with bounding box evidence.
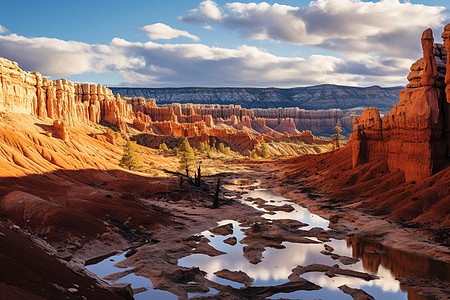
[86,180,449,299]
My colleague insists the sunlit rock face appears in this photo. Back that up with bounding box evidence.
[0,55,335,155]
[0,57,133,128]
[351,27,449,182]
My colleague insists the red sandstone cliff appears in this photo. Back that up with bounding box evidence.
[0,55,333,155]
[0,57,135,131]
[352,28,449,182]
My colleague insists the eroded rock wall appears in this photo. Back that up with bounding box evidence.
[0,57,133,128]
[352,27,449,182]
[1,55,333,155]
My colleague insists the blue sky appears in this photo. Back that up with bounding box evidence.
[0,0,449,87]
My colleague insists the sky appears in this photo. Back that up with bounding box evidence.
[0,0,449,88]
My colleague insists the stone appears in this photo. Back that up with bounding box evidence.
[223,236,237,246]
[420,29,438,87]
[351,27,448,182]
[0,57,133,128]
[209,223,233,236]
[339,285,375,300]
[53,120,68,141]
[441,23,450,87]
[214,269,254,286]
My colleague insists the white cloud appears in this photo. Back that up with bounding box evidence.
[0,25,8,34]
[0,34,103,76]
[179,0,223,23]
[180,0,446,58]
[138,23,199,41]
[203,24,214,31]
[0,32,408,88]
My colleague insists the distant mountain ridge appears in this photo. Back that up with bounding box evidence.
[110,84,403,113]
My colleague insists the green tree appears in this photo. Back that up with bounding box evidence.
[159,142,169,151]
[198,141,209,153]
[178,138,196,177]
[120,139,139,170]
[250,150,258,159]
[260,142,269,158]
[218,142,226,154]
[331,126,345,148]
[224,146,231,155]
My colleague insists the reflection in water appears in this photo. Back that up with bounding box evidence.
[347,237,450,300]
[180,221,408,299]
[348,237,450,282]
[86,184,449,299]
[86,253,177,300]
[227,186,330,230]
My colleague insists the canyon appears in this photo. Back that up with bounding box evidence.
[0,25,449,300]
[0,56,342,158]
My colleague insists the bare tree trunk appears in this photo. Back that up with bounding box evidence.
[179,176,184,188]
[196,165,202,187]
[212,178,221,208]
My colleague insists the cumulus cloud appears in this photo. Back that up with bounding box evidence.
[180,0,446,58]
[0,34,105,76]
[0,25,8,34]
[0,32,408,87]
[179,0,223,23]
[138,23,200,41]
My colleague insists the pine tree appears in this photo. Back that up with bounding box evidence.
[218,142,226,154]
[260,142,269,158]
[120,139,139,170]
[159,142,169,151]
[178,138,196,177]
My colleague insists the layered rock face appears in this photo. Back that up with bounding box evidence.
[0,56,332,155]
[352,27,449,182]
[252,107,354,135]
[157,103,355,136]
[0,57,133,129]
[110,85,402,113]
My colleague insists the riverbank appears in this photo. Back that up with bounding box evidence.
[84,171,450,299]
[244,148,450,264]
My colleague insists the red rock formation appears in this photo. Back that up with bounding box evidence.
[352,28,449,182]
[0,57,133,129]
[207,128,259,155]
[441,25,450,156]
[133,112,153,133]
[52,120,68,141]
[420,29,438,87]
[1,56,331,156]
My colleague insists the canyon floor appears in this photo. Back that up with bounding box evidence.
[0,112,449,300]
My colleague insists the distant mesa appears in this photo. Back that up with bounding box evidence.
[109,85,402,113]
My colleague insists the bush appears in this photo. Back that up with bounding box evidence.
[120,139,139,170]
[159,142,169,151]
[260,142,269,158]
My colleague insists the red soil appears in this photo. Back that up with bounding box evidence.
[275,146,450,231]
[0,220,126,300]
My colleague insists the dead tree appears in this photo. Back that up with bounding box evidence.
[212,178,221,208]
[179,176,184,188]
[195,164,202,187]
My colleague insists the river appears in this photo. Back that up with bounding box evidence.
[86,180,449,299]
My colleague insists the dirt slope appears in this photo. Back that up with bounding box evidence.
[273,146,450,240]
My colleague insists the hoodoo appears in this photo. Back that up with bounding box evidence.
[351,27,449,182]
